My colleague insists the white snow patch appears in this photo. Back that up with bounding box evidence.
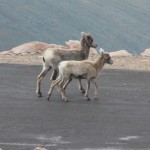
[37,135,70,144]
[119,136,140,141]
[0,142,56,147]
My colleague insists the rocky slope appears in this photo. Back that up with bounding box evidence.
[0,41,150,71]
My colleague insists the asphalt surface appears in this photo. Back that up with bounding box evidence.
[0,64,150,150]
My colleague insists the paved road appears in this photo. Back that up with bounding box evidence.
[0,64,150,150]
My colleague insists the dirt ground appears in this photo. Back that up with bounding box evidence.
[0,53,150,71]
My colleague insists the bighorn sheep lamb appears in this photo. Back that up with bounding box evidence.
[36,32,97,97]
[47,51,113,102]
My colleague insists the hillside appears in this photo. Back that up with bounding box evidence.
[0,0,150,54]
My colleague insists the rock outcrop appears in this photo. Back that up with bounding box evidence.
[140,49,150,57]
[109,50,133,57]
[10,41,67,55]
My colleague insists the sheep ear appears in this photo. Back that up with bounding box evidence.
[81,32,86,37]
[81,32,91,38]
[99,48,104,54]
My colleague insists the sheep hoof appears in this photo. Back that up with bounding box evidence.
[37,92,42,97]
[86,98,91,101]
[80,88,85,93]
[81,90,85,94]
[93,97,98,100]
[64,100,69,102]
[62,96,68,102]
[63,98,68,102]
[47,96,50,101]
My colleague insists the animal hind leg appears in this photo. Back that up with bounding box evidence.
[85,80,91,101]
[59,78,70,102]
[91,79,99,100]
[50,69,58,81]
[62,78,72,91]
[78,79,85,93]
[36,66,51,97]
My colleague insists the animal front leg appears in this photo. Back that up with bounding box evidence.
[91,79,99,100]
[85,80,91,101]
[47,76,61,101]
[50,69,58,81]
[60,85,68,102]
[47,83,55,101]
[59,78,70,102]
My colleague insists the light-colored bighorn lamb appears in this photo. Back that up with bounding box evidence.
[47,51,113,102]
[36,32,97,97]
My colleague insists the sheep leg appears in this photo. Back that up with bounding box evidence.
[78,79,85,93]
[59,79,69,102]
[51,69,61,92]
[85,80,91,101]
[47,76,62,101]
[54,76,68,93]
[51,69,58,80]
[91,79,99,100]
[36,66,51,97]
[63,78,85,94]
[62,78,72,91]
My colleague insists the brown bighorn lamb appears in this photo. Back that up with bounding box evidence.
[47,51,113,102]
[36,32,97,97]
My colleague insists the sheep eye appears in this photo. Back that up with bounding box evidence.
[106,56,110,61]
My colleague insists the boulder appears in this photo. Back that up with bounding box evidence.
[109,50,133,57]
[1,40,98,57]
[140,49,150,57]
[10,41,67,55]
[65,40,81,50]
